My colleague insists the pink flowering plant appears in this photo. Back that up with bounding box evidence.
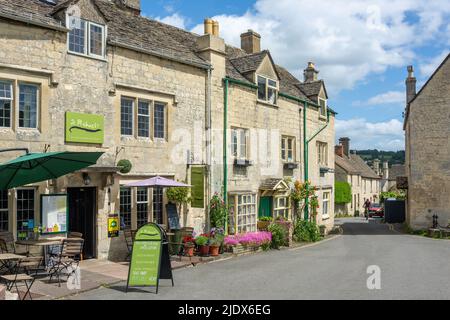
[224,232,272,251]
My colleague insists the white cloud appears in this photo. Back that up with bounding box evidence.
[418,50,449,79]
[155,13,187,29]
[335,118,404,151]
[191,0,450,94]
[366,91,405,106]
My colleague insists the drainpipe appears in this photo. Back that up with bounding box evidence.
[222,77,258,234]
[206,68,212,230]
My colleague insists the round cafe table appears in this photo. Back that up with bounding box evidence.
[16,238,65,268]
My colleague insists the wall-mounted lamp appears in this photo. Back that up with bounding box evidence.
[82,173,91,186]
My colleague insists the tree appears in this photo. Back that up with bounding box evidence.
[166,187,191,215]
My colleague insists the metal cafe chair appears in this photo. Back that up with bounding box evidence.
[124,229,137,261]
[48,238,84,287]
[0,257,43,300]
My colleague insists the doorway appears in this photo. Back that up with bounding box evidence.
[68,187,97,259]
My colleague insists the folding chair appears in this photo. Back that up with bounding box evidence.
[48,238,84,287]
[0,257,42,300]
[124,229,136,261]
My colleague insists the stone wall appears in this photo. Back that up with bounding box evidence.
[406,57,450,229]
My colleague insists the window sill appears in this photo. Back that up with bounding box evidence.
[257,99,278,108]
[322,214,330,220]
[17,128,40,134]
[67,51,107,63]
[319,115,328,121]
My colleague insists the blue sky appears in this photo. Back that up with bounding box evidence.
[141,0,450,151]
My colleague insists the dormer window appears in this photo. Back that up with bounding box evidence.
[318,97,327,119]
[67,15,106,59]
[257,76,278,105]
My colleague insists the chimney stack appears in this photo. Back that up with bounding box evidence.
[304,62,319,82]
[406,65,417,104]
[382,161,389,180]
[335,145,344,158]
[114,0,141,15]
[339,137,350,157]
[240,30,261,54]
[373,159,381,176]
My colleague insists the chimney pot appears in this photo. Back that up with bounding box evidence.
[212,21,219,36]
[240,30,261,54]
[304,62,319,82]
[204,18,214,35]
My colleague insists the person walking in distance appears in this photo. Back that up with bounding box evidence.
[363,199,371,220]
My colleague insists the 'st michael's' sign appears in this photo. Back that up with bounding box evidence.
[65,112,104,144]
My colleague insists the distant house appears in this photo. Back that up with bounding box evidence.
[335,137,381,215]
[403,53,450,229]
[380,164,405,192]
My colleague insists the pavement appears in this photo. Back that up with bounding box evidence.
[65,217,450,300]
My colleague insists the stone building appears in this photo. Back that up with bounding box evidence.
[404,53,450,229]
[0,0,336,260]
[335,137,381,216]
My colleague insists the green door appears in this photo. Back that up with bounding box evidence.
[259,196,273,218]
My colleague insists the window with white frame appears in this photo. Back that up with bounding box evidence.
[274,196,290,219]
[16,189,35,240]
[231,127,248,159]
[120,187,132,229]
[0,190,8,231]
[317,142,328,166]
[0,81,12,128]
[137,100,150,138]
[229,194,257,234]
[121,97,134,136]
[322,192,330,216]
[281,136,295,162]
[136,187,149,228]
[19,84,39,129]
[318,98,327,118]
[153,102,166,139]
[257,75,278,104]
[67,15,106,58]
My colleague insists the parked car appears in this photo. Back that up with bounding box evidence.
[368,203,384,218]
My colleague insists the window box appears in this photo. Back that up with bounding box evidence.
[234,159,253,167]
[283,162,298,170]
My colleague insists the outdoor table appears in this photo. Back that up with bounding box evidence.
[0,253,25,274]
[16,238,64,269]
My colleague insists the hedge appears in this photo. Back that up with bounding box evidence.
[335,181,352,204]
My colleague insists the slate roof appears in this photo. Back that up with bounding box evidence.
[260,178,289,190]
[297,80,324,98]
[388,164,405,181]
[336,153,381,179]
[0,0,336,108]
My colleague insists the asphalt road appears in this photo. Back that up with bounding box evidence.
[70,218,450,300]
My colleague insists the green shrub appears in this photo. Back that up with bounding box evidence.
[293,220,322,242]
[259,216,273,222]
[335,181,351,204]
[117,159,132,174]
[268,223,286,249]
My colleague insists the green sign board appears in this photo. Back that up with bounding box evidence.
[127,223,173,293]
[65,112,104,144]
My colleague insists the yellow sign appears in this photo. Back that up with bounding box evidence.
[108,215,120,238]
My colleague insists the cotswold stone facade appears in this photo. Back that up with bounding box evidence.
[335,138,381,216]
[404,54,450,230]
[0,0,336,260]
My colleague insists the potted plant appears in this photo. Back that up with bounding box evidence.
[209,237,221,256]
[195,235,209,256]
[183,236,195,257]
[258,216,272,231]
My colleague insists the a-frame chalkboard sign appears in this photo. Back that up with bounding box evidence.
[126,223,174,294]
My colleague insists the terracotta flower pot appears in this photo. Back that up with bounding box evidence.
[199,245,210,256]
[184,244,195,257]
[209,245,220,256]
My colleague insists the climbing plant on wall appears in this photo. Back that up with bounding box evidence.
[335,181,352,204]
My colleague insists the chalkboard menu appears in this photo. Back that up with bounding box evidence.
[126,223,174,294]
[166,203,180,230]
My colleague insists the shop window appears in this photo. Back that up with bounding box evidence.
[231,127,248,160]
[274,196,290,219]
[153,102,166,139]
[16,189,35,240]
[67,16,106,59]
[153,188,163,224]
[137,100,150,138]
[229,194,257,234]
[317,141,328,166]
[0,190,8,231]
[322,192,330,217]
[281,136,295,162]
[120,187,132,229]
[136,187,149,228]
[191,167,205,208]
[0,81,12,128]
[19,84,39,129]
[121,97,134,136]
[257,75,278,105]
